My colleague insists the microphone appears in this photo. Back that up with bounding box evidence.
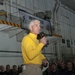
[37,32,52,40]
[37,32,52,47]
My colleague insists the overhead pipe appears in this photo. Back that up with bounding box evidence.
[53,0,60,34]
[53,0,62,60]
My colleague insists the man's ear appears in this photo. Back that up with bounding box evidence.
[30,26,32,31]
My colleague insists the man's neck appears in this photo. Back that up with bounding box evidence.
[30,32,37,36]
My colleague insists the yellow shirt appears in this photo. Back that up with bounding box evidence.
[21,33,46,65]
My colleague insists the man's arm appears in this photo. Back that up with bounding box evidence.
[22,37,44,60]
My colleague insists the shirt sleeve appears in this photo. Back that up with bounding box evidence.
[41,54,46,60]
[22,37,44,60]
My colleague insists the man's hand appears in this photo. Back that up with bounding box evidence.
[42,59,49,67]
[42,59,49,72]
[40,37,47,45]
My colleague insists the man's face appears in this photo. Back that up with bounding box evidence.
[30,21,41,35]
[67,62,73,69]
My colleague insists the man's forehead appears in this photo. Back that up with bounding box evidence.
[34,20,40,24]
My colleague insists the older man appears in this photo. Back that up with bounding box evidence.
[21,20,48,75]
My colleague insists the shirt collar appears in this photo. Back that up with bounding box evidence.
[29,33,37,39]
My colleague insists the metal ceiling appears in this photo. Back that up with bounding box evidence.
[60,0,75,11]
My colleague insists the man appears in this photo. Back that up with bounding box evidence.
[21,20,48,75]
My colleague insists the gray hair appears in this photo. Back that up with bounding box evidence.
[28,20,40,30]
